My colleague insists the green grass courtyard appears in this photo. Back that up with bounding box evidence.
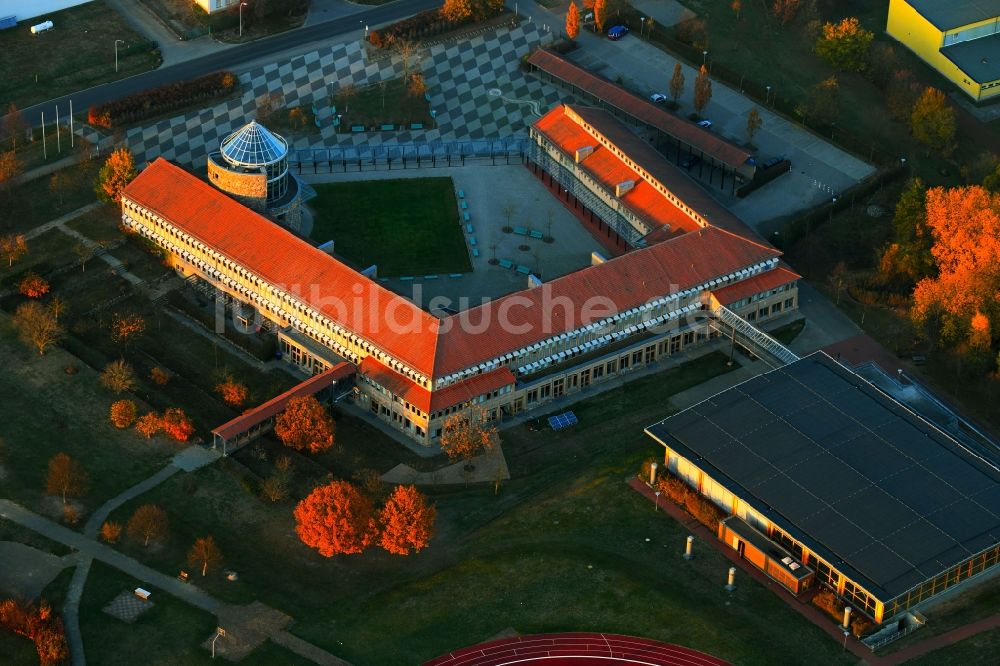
[309,177,471,277]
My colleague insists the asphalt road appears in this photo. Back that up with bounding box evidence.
[14,0,440,128]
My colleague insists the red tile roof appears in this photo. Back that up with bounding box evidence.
[434,226,781,375]
[538,105,760,241]
[212,362,355,441]
[527,50,752,170]
[533,107,703,237]
[710,265,800,305]
[122,159,440,377]
[360,356,515,413]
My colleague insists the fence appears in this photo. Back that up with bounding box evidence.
[289,137,533,173]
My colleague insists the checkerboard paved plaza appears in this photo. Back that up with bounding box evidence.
[103,590,155,623]
[126,22,567,167]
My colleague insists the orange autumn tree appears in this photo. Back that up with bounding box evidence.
[95,146,137,203]
[161,407,194,441]
[187,535,224,576]
[109,399,138,429]
[215,375,249,408]
[293,480,377,556]
[593,0,607,32]
[912,185,1000,348]
[135,412,162,439]
[0,599,69,666]
[440,406,499,462]
[274,395,335,453]
[111,312,146,348]
[18,273,50,298]
[126,504,168,547]
[45,453,89,507]
[378,485,436,555]
[566,2,580,40]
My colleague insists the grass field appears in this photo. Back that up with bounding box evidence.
[0,630,36,666]
[0,1,160,110]
[65,204,124,245]
[98,351,857,664]
[0,160,102,236]
[309,178,470,276]
[909,627,1000,665]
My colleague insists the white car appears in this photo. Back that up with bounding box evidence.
[696,119,713,129]
[649,93,667,104]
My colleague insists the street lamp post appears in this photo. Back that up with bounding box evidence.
[114,39,125,73]
[640,17,645,37]
[654,491,661,511]
[239,2,248,38]
[702,50,708,65]
[765,85,771,106]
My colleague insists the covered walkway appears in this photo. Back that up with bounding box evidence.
[212,362,355,454]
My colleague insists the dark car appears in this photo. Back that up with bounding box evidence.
[607,25,629,40]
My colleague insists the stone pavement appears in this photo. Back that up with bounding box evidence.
[125,21,564,167]
[382,449,510,485]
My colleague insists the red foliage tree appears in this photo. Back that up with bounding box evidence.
[161,407,194,442]
[274,395,335,453]
[378,485,436,555]
[215,376,249,408]
[0,599,68,666]
[18,273,50,298]
[566,2,580,40]
[293,481,377,556]
[109,399,138,429]
[135,412,162,439]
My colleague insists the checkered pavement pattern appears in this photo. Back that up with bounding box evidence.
[126,22,569,167]
[103,591,154,623]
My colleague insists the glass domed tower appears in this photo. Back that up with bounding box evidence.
[207,120,302,228]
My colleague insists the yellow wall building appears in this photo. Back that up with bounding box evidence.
[887,0,1000,102]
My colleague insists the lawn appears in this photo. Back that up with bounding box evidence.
[0,631,36,666]
[0,160,102,236]
[0,227,78,287]
[309,178,470,276]
[0,1,160,110]
[908,627,1000,665]
[336,77,434,130]
[99,350,855,664]
[65,204,124,245]
[0,316,175,517]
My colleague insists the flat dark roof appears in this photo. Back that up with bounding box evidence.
[907,0,1000,31]
[942,34,1000,83]
[645,352,1000,601]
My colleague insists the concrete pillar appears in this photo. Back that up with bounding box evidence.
[725,567,736,591]
[683,535,694,560]
[842,606,852,630]
[649,462,658,485]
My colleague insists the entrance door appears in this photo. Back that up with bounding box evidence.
[737,540,746,559]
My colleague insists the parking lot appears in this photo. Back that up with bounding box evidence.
[564,27,875,230]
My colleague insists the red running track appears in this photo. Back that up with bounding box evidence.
[423,632,732,666]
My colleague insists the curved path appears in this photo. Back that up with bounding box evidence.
[423,633,731,666]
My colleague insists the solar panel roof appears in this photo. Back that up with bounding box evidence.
[646,352,1000,601]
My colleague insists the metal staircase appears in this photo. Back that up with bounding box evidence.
[710,305,800,367]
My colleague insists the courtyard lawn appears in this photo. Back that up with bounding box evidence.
[0,1,160,110]
[908,628,1000,666]
[0,227,78,286]
[309,178,470,276]
[101,351,852,665]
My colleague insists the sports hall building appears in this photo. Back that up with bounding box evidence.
[120,103,799,447]
[646,353,1000,624]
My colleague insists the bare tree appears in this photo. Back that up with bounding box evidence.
[13,301,64,355]
[45,453,89,506]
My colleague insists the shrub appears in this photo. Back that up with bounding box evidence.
[87,71,239,129]
[100,521,122,543]
[368,1,504,49]
[18,273,50,298]
[161,408,194,442]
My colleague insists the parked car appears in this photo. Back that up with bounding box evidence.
[607,25,629,40]
[696,119,713,129]
[679,155,701,170]
[762,156,787,169]
[649,93,667,104]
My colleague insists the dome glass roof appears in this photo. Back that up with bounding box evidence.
[220,121,288,167]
